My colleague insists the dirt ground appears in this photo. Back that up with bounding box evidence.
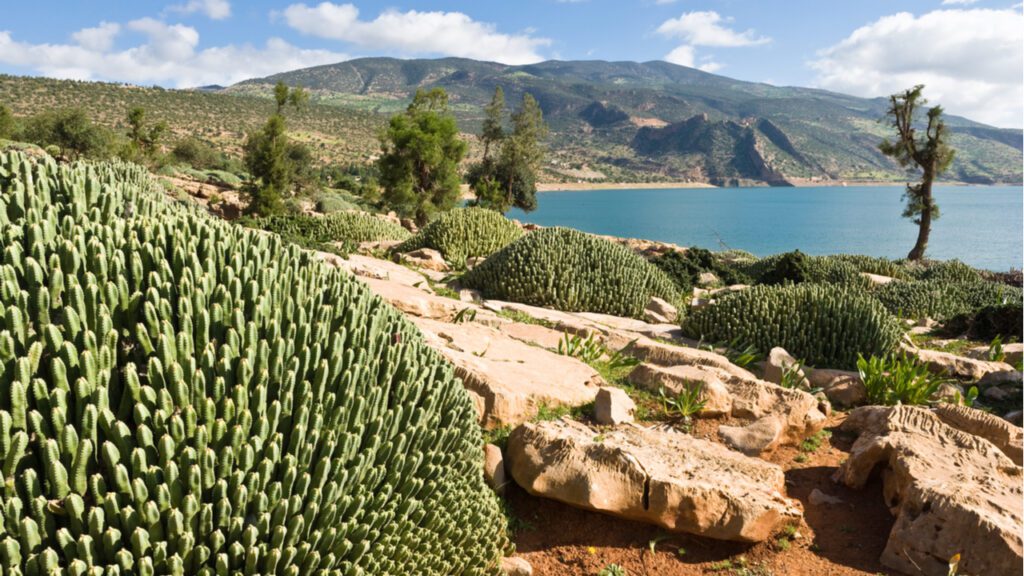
[508,414,900,576]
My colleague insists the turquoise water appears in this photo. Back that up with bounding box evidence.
[507,185,1023,271]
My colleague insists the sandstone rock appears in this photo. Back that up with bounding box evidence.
[458,288,483,303]
[507,419,802,542]
[501,557,533,576]
[719,416,784,456]
[412,317,602,429]
[1005,411,1023,426]
[643,296,678,324]
[627,363,732,416]
[483,444,508,495]
[913,348,1014,381]
[359,277,477,322]
[497,322,566,350]
[836,405,1023,576]
[808,488,845,506]
[575,313,685,344]
[861,272,896,285]
[356,239,403,254]
[934,403,1023,465]
[697,271,719,287]
[401,247,449,272]
[623,338,754,381]
[594,387,636,425]
[965,342,1023,366]
[762,347,808,389]
[322,253,430,291]
[978,369,1023,387]
[465,256,486,269]
[805,367,866,407]
[984,385,1013,402]
[482,301,603,339]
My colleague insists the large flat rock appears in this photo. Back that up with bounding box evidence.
[912,348,1015,381]
[507,419,801,542]
[412,318,602,429]
[835,405,1023,576]
[326,253,431,290]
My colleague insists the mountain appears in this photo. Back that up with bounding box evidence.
[230,57,1023,186]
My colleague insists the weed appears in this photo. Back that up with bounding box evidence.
[708,560,734,572]
[793,453,809,463]
[658,383,707,422]
[648,534,672,554]
[774,537,791,552]
[779,361,806,390]
[800,430,832,453]
[496,308,553,328]
[988,335,1006,362]
[452,307,477,324]
[598,564,627,576]
[482,425,512,451]
[857,354,947,406]
[557,332,603,363]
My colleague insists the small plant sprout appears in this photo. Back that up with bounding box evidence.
[598,564,627,576]
[657,383,707,428]
[557,332,603,363]
[988,336,1006,362]
[452,307,477,324]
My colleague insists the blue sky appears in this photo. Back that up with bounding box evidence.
[1,1,1021,126]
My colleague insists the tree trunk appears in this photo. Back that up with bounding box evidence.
[907,175,933,261]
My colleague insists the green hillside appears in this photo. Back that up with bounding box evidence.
[233,57,1023,185]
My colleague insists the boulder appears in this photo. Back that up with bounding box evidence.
[861,272,895,285]
[356,239,403,254]
[697,271,719,287]
[594,387,636,425]
[761,347,808,389]
[501,557,533,576]
[401,248,449,272]
[934,403,1023,465]
[412,317,602,429]
[912,348,1015,381]
[643,296,679,324]
[718,416,785,456]
[482,301,603,339]
[805,367,866,407]
[835,405,1023,576]
[458,288,483,303]
[496,321,566,350]
[965,343,1024,366]
[507,419,801,542]
[359,277,493,323]
[623,338,754,381]
[626,363,732,416]
[322,253,430,291]
[483,444,508,495]
[808,488,845,506]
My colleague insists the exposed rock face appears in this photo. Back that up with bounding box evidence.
[934,404,1023,465]
[627,363,732,416]
[507,419,802,542]
[483,444,508,495]
[401,247,449,271]
[835,406,1023,576]
[594,387,636,425]
[805,367,866,407]
[323,253,430,290]
[965,342,1024,366]
[761,347,808,389]
[411,318,602,429]
[643,296,679,324]
[913,348,1015,381]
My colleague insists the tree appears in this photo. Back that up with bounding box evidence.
[879,85,955,261]
[0,104,16,140]
[243,114,290,215]
[21,108,110,160]
[377,88,466,225]
[289,86,309,110]
[274,81,290,114]
[480,86,505,161]
[126,106,167,157]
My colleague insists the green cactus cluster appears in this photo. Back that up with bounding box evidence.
[392,208,524,265]
[739,251,869,288]
[872,279,1023,321]
[0,151,508,575]
[903,259,983,283]
[461,227,680,318]
[251,211,411,253]
[682,284,903,369]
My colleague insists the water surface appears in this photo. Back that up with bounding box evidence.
[508,185,1023,271]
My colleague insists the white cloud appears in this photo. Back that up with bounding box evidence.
[167,0,232,20]
[0,19,347,88]
[282,2,550,65]
[941,0,979,4]
[657,11,768,73]
[811,8,1023,127]
[657,11,770,47]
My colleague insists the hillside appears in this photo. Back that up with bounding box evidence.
[232,57,1023,186]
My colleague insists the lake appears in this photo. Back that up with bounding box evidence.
[508,185,1024,271]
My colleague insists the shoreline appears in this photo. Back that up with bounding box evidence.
[534,179,1021,192]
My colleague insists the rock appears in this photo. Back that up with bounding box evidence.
[762,347,808,389]
[465,256,486,269]
[482,301,603,339]
[643,296,678,324]
[321,253,431,291]
[984,385,1013,402]
[912,348,1015,381]
[400,218,418,232]
[965,343,1024,366]
[934,403,1023,465]
[575,313,686,344]
[697,272,719,287]
[931,382,964,404]
[401,248,449,272]
[835,405,1023,576]
[458,288,483,303]
[623,338,755,381]
[861,272,896,285]
[594,387,636,425]
[813,391,832,417]
[356,239,403,254]
[412,317,602,429]
[719,416,784,456]
[483,444,508,495]
[497,322,566,350]
[359,277,489,323]
[501,557,533,576]
[627,363,732,416]
[979,370,1023,387]
[507,419,802,542]
[808,488,845,506]
[1005,411,1023,426]
[805,367,866,407]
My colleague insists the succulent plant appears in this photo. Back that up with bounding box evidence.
[682,284,903,369]
[251,210,411,251]
[393,207,523,265]
[872,279,1023,321]
[461,227,680,318]
[0,151,508,575]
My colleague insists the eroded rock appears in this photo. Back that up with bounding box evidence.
[761,347,808,389]
[835,405,1023,576]
[483,444,508,495]
[507,419,801,542]
[912,348,1014,381]
[594,387,636,425]
[934,403,1023,465]
[644,296,679,324]
[401,247,449,271]
[805,367,866,407]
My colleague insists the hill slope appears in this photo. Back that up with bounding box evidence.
[232,57,1023,186]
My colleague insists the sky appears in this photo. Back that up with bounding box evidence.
[0,0,1021,127]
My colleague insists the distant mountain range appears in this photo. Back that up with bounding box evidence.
[229,57,1023,186]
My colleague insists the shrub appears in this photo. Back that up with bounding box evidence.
[393,207,524,264]
[904,259,982,283]
[746,251,869,288]
[830,254,908,279]
[251,211,412,253]
[314,190,362,214]
[682,284,903,369]
[650,248,752,293]
[0,151,508,574]
[873,280,1023,321]
[462,227,680,318]
[857,355,946,406]
[939,303,1024,341]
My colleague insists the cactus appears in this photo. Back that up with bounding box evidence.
[0,151,508,574]
[462,227,680,318]
[872,279,1023,321]
[392,207,524,265]
[682,284,903,369]
[250,210,411,253]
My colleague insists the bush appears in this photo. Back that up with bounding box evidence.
[650,248,752,293]
[250,210,411,253]
[462,227,680,318]
[904,259,982,283]
[872,280,1022,321]
[682,284,903,369]
[0,150,507,574]
[393,207,524,264]
[314,190,362,214]
[857,355,946,406]
[939,303,1024,341]
[745,251,869,288]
